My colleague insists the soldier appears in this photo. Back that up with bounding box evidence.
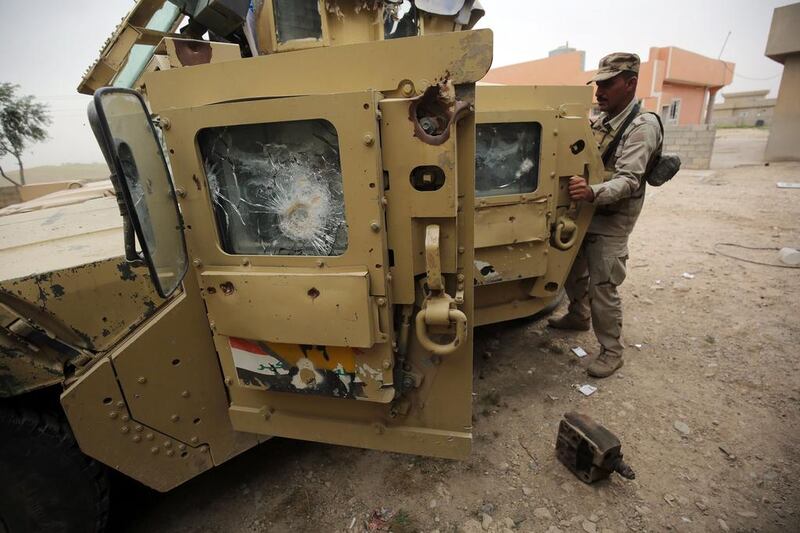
[548,52,662,378]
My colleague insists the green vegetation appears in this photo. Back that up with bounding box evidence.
[0,83,51,186]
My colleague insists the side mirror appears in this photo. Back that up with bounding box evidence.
[92,88,188,298]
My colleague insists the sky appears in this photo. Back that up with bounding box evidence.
[0,0,789,172]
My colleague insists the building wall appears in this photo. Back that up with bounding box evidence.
[713,105,774,128]
[659,83,708,125]
[0,186,21,209]
[482,51,591,86]
[766,54,800,161]
[484,46,733,125]
[765,3,800,63]
[663,124,717,170]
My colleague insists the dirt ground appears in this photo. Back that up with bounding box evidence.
[111,128,799,533]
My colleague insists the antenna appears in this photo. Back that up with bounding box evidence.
[718,31,731,59]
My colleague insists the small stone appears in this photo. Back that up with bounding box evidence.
[588,514,599,522]
[673,420,690,436]
[635,505,651,515]
[460,518,484,533]
[718,518,730,532]
[429,499,438,509]
[582,520,597,533]
[522,486,533,496]
[695,501,708,512]
[480,502,495,515]
[534,508,553,520]
[502,517,515,529]
[736,511,757,518]
[499,462,510,471]
[482,513,494,531]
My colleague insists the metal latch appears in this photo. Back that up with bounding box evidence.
[415,225,468,356]
[552,200,579,250]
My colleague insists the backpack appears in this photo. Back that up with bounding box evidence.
[601,104,681,187]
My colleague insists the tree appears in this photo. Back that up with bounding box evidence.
[0,83,51,186]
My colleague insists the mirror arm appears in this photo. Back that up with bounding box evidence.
[106,170,142,263]
[89,98,142,263]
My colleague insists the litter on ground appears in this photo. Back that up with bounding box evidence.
[571,347,588,358]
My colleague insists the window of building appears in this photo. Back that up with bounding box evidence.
[475,122,541,197]
[668,99,681,123]
[273,0,322,43]
[198,119,348,257]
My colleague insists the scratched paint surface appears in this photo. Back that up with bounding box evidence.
[230,338,374,399]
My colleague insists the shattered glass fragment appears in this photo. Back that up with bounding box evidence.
[475,122,542,197]
[198,119,348,256]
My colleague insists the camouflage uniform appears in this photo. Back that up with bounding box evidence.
[559,53,662,373]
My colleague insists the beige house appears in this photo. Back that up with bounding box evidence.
[713,90,776,128]
[765,3,800,161]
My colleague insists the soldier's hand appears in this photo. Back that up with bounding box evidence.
[568,176,594,202]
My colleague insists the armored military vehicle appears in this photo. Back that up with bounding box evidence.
[0,1,602,531]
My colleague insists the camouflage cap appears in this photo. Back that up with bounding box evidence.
[587,52,640,84]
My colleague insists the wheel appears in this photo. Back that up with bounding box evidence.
[0,407,109,533]
[535,288,566,319]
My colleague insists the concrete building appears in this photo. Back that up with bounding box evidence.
[765,3,800,162]
[713,90,776,128]
[484,46,734,126]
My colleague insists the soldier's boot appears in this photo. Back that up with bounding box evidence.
[547,313,591,331]
[586,351,624,378]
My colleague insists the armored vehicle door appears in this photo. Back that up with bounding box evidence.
[94,30,492,459]
[473,85,602,326]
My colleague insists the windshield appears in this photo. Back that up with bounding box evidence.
[475,122,542,197]
[113,3,183,88]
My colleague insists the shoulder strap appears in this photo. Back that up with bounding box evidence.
[639,112,666,178]
[601,103,640,166]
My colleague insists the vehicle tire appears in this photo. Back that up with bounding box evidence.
[535,288,566,318]
[0,407,109,533]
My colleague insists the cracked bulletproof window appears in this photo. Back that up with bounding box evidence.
[198,119,348,256]
[475,122,542,197]
[274,0,322,43]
